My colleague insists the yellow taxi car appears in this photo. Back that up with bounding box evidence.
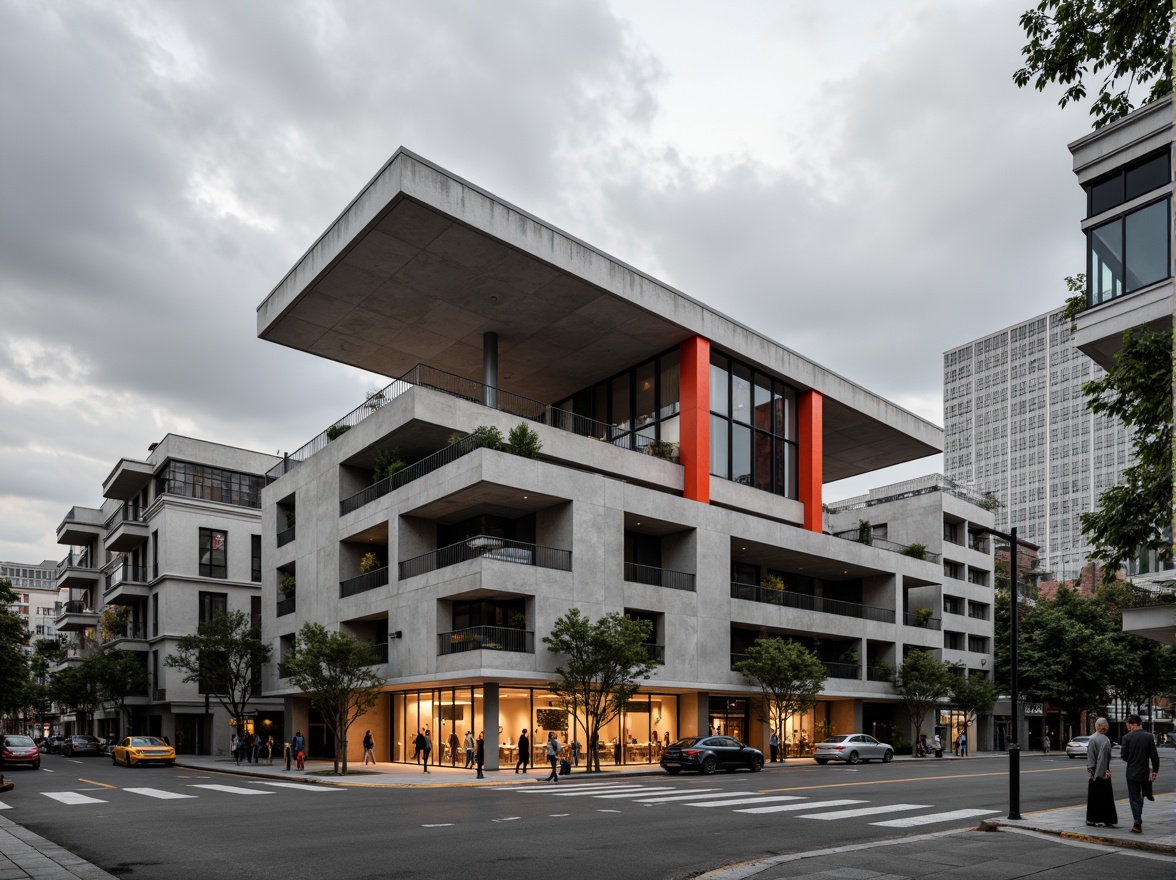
[111,736,175,768]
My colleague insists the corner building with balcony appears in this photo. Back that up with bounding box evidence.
[53,435,284,750]
[258,149,987,768]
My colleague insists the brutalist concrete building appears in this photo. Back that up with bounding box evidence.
[258,149,995,767]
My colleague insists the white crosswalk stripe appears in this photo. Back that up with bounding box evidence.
[253,782,343,792]
[592,787,682,799]
[688,795,808,808]
[513,783,621,793]
[189,784,273,795]
[0,801,11,810]
[548,785,650,797]
[42,792,107,805]
[123,788,197,800]
[870,808,999,827]
[798,803,931,820]
[735,799,866,814]
[632,790,726,802]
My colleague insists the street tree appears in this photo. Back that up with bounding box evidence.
[1080,329,1172,572]
[734,637,825,760]
[91,644,151,733]
[282,623,384,775]
[0,578,30,722]
[543,609,661,772]
[165,610,270,734]
[948,667,999,739]
[892,651,954,754]
[1013,0,1173,129]
[50,662,103,736]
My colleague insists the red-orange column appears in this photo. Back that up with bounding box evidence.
[679,336,711,504]
[798,390,823,532]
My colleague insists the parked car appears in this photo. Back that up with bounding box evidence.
[41,734,66,754]
[1,735,42,770]
[61,735,104,758]
[812,733,894,765]
[111,736,175,768]
[1064,735,1119,759]
[660,736,764,775]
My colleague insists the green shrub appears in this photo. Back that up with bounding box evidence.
[903,542,927,560]
[857,519,872,545]
[460,426,505,450]
[326,424,351,441]
[913,607,934,627]
[359,552,380,574]
[647,439,678,461]
[284,511,296,529]
[373,447,406,483]
[280,574,296,598]
[505,423,542,458]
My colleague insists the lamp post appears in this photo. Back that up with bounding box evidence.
[971,524,1038,821]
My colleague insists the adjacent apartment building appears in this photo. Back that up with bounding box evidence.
[943,308,1132,581]
[257,149,997,767]
[53,435,284,751]
[2,559,59,650]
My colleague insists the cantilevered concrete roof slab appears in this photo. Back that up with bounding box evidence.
[258,149,941,482]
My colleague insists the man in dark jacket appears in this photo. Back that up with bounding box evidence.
[1120,714,1160,833]
[516,729,530,773]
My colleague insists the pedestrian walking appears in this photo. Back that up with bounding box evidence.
[545,732,562,782]
[292,730,305,771]
[1120,713,1160,834]
[448,730,459,766]
[1043,733,1051,755]
[415,728,432,773]
[475,731,485,778]
[932,733,942,758]
[266,734,274,764]
[231,733,240,765]
[362,729,376,766]
[769,730,779,763]
[957,731,967,757]
[250,732,261,764]
[516,728,530,773]
[1085,717,1117,827]
[235,733,246,765]
[463,730,475,768]
[571,738,581,766]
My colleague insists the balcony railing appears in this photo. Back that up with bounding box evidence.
[830,531,942,564]
[399,536,572,580]
[729,582,896,623]
[644,643,666,662]
[276,596,296,617]
[624,563,696,592]
[438,626,535,656]
[822,661,860,680]
[267,363,663,482]
[57,551,94,573]
[902,612,943,631]
[277,525,296,547]
[109,623,147,641]
[867,665,893,682]
[340,566,390,598]
[103,505,146,531]
[105,565,148,592]
[340,432,483,516]
[55,599,95,616]
[366,642,389,665]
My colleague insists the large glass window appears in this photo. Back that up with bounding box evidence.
[199,529,227,579]
[1089,199,1170,304]
[157,461,265,509]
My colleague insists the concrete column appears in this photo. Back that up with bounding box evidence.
[798,390,823,532]
[483,331,498,409]
[483,682,500,770]
[679,336,710,503]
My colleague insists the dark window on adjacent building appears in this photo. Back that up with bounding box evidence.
[198,591,227,624]
[709,349,798,498]
[967,635,989,653]
[199,529,227,579]
[1087,151,1170,217]
[251,595,261,628]
[251,535,262,583]
[156,460,265,509]
[452,598,524,630]
[1089,198,1170,304]
[151,593,159,638]
[151,530,159,579]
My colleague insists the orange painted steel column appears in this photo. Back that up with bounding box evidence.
[798,390,823,532]
[679,336,711,504]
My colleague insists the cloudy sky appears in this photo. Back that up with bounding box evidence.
[1,0,1094,565]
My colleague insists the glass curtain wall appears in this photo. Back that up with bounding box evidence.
[393,688,484,764]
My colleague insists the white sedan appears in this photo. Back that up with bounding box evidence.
[813,733,894,764]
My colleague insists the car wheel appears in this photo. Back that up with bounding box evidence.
[125,753,133,768]
[847,751,860,765]
[111,753,119,766]
[164,761,174,768]
[665,766,681,775]
[750,755,764,772]
[701,756,717,775]
[815,758,828,765]
[32,762,40,771]
[882,750,893,763]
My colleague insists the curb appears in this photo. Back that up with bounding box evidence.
[979,819,1176,857]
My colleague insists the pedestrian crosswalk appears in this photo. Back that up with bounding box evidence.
[487,781,998,827]
[0,780,344,812]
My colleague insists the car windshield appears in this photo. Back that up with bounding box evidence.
[131,737,164,747]
[75,736,99,743]
[669,738,701,748]
[6,736,35,746]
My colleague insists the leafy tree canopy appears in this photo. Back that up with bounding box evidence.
[164,610,270,730]
[734,637,825,758]
[949,666,999,731]
[1013,0,1173,129]
[283,622,384,775]
[0,578,30,718]
[892,651,954,754]
[542,609,660,772]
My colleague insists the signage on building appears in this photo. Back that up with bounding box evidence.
[1023,703,1043,716]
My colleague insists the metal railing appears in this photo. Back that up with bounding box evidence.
[367,643,389,665]
[103,504,146,531]
[340,432,482,516]
[438,626,535,656]
[399,536,571,580]
[276,596,296,617]
[340,566,389,598]
[57,551,94,573]
[645,643,666,662]
[267,363,664,482]
[105,566,147,592]
[55,599,96,617]
[277,525,296,547]
[730,652,750,669]
[829,531,942,564]
[729,582,896,623]
[866,665,892,682]
[624,563,696,592]
[109,623,147,641]
[901,612,943,631]
[822,661,860,680]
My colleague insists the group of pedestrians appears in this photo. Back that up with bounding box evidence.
[1085,714,1160,834]
[230,731,274,766]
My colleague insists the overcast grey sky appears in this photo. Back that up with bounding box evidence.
[1,0,1092,564]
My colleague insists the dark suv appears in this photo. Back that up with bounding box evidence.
[660,736,764,775]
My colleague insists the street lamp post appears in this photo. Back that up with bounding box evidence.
[972,524,1039,821]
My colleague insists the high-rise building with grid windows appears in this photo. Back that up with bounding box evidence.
[943,308,1133,581]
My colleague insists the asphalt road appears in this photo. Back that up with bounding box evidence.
[3,753,1169,880]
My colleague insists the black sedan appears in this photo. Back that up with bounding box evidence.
[61,735,104,757]
[660,736,764,775]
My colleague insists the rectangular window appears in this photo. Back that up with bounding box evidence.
[943,560,962,579]
[967,569,988,587]
[709,352,729,414]
[251,595,261,628]
[199,528,227,579]
[1089,198,1171,305]
[156,460,266,509]
[731,422,751,485]
[151,530,159,579]
[943,595,962,615]
[152,593,159,639]
[251,535,262,583]
[967,601,989,620]
[634,360,656,429]
[967,635,989,653]
[658,350,680,419]
[198,591,227,624]
[709,414,729,479]
[944,631,963,651]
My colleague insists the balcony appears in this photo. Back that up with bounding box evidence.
[57,551,101,592]
[438,626,535,656]
[277,525,296,547]
[102,458,153,501]
[730,582,896,624]
[901,612,943,631]
[276,596,296,618]
[54,598,100,632]
[867,665,892,682]
[822,661,860,680]
[104,564,150,605]
[104,505,149,553]
[340,566,390,598]
[108,622,148,651]
[268,363,663,483]
[830,531,942,565]
[644,643,665,662]
[340,432,483,516]
[56,506,104,546]
[624,563,696,592]
[399,536,572,580]
[366,643,389,665]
